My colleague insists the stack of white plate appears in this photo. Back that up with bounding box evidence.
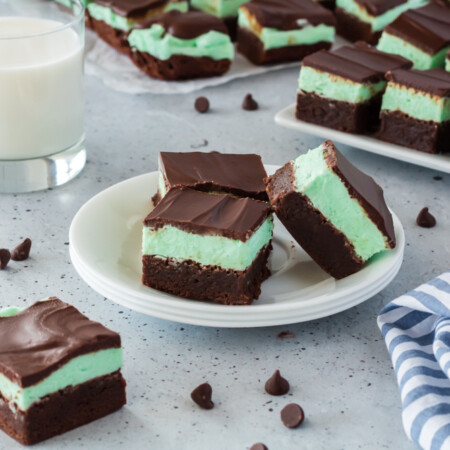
[69,166,405,328]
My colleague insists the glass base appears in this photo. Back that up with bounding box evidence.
[0,140,86,194]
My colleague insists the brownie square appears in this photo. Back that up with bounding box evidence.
[237,0,336,65]
[296,41,412,133]
[0,298,126,445]
[378,68,450,153]
[142,188,273,304]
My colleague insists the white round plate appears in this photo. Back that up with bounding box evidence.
[69,166,405,327]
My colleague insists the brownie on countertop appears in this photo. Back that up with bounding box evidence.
[335,0,427,45]
[237,0,336,65]
[0,298,126,445]
[128,11,234,80]
[265,140,395,279]
[377,3,450,70]
[87,0,188,54]
[153,151,268,205]
[142,188,273,305]
[296,41,412,133]
[378,68,450,153]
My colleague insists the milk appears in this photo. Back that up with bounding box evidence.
[0,17,84,160]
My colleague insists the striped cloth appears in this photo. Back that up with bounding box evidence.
[378,272,450,450]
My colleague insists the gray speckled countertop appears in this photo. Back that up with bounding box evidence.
[0,67,449,450]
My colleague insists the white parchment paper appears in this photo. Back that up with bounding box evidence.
[84,30,299,95]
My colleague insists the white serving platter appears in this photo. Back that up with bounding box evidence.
[275,104,450,174]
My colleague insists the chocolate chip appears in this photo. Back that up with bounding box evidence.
[280,403,304,429]
[191,382,214,409]
[433,176,442,180]
[416,207,436,228]
[250,444,268,450]
[194,96,209,113]
[278,331,295,339]
[242,93,258,111]
[265,370,290,396]
[11,238,32,261]
[0,249,11,270]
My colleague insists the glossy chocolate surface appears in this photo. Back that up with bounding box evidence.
[302,41,412,82]
[0,298,121,387]
[386,68,450,96]
[137,10,228,39]
[384,3,450,54]
[94,0,168,18]
[159,151,268,198]
[241,0,336,29]
[354,0,407,16]
[144,188,271,241]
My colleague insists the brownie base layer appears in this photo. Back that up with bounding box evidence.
[224,16,238,41]
[378,110,450,154]
[130,50,232,81]
[0,371,126,446]
[335,8,381,45]
[296,91,383,134]
[266,162,363,279]
[142,244,272,305]
[90,17,130,55]
[237,28,332,65]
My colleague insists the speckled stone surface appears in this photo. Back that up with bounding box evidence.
[0,67,448,450]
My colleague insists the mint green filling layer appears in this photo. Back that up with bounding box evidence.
[0,306,24,317]
[191,0,247,18]
[0,349,122,411]
[293,145,388,261]
[336,0,426,31]
[237,10,335,51]
[447,56,450,72]
[298,65,386,102]
[142,217,273,270]
[87,1,188,31]
[129,24,234,61]
[381,83,450,122]
[378,32,449,70]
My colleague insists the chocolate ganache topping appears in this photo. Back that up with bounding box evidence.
[137,11,228,39]
[0,298,121,387]
[242,0,336,30]
[354,0,407,17]
[302,41,412,83]
[144,188,271,242]
[386,68,450,96]
[385,3,450,54]
[94,0,169,17]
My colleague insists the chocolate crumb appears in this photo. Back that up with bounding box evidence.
[281,403,304,429]
[0,249,11,270]
[194,97,210,113]
[433,176,442,180]
[242,93,258,111]
[250,444,268,450]
[11,238,32,261]
[191,383,214,409]
[416,207,436,228]
[265,370,290,396]
[278,331,295,339]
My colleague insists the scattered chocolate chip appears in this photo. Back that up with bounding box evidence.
[433,176,442,180]
[281,403,304,429]
[265,370,290,396]
[11,238,32,261]
[0,249,11,270]
[191,382,214,409]
[194,96,210,113]
[242,93,258,111]
[416,207,436,228]
[250,444,268,450]
[278,331,295,339]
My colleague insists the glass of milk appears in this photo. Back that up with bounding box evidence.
[0,0,85,193]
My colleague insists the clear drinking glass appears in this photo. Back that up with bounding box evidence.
[0,0,86,193]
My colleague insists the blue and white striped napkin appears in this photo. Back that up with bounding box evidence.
[378,272,450,450]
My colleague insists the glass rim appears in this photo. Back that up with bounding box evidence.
[0,0,84,40]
